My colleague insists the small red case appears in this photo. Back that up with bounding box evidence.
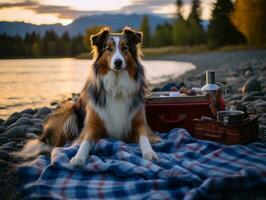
[193,114,258,144]
[145,92,213,133]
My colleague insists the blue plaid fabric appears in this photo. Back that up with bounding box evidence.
[18,128,266,200]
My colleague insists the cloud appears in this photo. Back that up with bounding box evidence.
[0,0,200,20]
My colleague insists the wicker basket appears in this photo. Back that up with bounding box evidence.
[193,114,258,144]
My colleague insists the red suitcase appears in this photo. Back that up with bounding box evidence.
[145,92,213,133]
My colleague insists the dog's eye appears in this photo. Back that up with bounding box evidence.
[106,47,113,52]
[121,46,128,52]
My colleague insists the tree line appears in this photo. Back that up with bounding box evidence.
[0,31,86,58]
[0,0,265,58]
[141,0,265,48]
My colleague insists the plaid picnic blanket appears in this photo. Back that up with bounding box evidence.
[18,128,266,200]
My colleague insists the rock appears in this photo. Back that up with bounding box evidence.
[34,107,51,118]
[235,103,248,114]
[16,117,33,126]
[19,124,31,132]
[0,150,10,160]
[229,94,243,101]
[241,95,256,102]
[241,78,262,93]
[32,118,45,124]
[0,159,9,167]
[0,141,16,151]
[6,127,25,139]
[26,127,42,135]
[21,108,35,115]
[21,113,33,118]
[0,136,9,144]
[26,132,39,139]
[255,102,266,113]
[34,123,43,131]
[0,118,4,125]
[244,70,253,77]
[4,112,21,126]
[50,101,58,106]
[0,126,5,133]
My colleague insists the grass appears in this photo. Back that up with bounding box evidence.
[76,44,266,60]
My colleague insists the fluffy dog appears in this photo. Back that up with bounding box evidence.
[16,27,160,167]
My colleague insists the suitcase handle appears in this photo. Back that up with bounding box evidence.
[203,130,224,139]
[158,114,187,123]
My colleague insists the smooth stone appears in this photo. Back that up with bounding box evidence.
[7,123,17,131]
[21,108,35,115]
[0,118,4,125]
[1,141,16,150]
[19,124,31,132]
[4,112,22,125]
[244,70,253,77]
[26,132,39,139]
[241,95,257,102]
[255,102,266,113]
[26,127,42,135]
[16,117,33,126]
[6,127,26,138]
[242,78,262,93]
[0,159,9,167]
[34,124,43,131]
[0,126,5,133]
[229,94,243,101]
[32,118,45,124]
[34,107,51,118]
[0,150,10,160]
[0,136,9,144]
[21,113,33,118]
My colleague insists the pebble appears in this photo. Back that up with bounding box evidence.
[20,108,35,115]
[34,107,51,118]
[0,159,9,167]
[6,127,26,139]
[241,78,262,93]
[0,136,9,144]
[31,118,45,124]
[0,118,4,125]
[0,150,10,160]
[26,132,39,139]
[21,113,33,119]
[0,126,5,134]
[4,112,21,126]
[241,95,256,102]
[16,117,33,126]
[0,141,16,151]
[26,127,42,135]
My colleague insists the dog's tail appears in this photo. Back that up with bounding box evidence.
[13,98,86,160]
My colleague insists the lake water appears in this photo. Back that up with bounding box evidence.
[0,58,195,119]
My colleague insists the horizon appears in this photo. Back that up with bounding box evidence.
[0,0,215,25]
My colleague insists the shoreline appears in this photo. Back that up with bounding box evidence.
[1,49,266,199]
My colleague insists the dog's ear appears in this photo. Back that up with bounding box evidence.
[122,27,142,45]
[90,27,110,48]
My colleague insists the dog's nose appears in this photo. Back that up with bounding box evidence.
[114,59,123,69]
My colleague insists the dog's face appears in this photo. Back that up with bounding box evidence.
[90,27,142,74]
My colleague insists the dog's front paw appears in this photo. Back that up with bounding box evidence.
[70,156,86,167]
[142,149,158,161]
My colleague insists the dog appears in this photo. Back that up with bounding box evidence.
[15,27,161,167]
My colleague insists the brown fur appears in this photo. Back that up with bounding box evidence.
[35,27,160,149]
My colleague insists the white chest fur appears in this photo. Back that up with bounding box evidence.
[93,71,140,139]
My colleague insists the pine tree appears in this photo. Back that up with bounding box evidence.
[140,15,151,47]
[186,0,206,45]
[232,0,266,45]
[208,0,246,47]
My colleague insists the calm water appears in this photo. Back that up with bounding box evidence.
[0,58,195,119]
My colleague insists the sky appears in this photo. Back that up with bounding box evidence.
[0,0,216,25]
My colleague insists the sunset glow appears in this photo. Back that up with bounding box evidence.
[0,0,215,25]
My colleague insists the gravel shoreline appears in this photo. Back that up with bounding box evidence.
[0,49,266,199]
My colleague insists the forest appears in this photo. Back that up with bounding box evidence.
[0,0,265,58]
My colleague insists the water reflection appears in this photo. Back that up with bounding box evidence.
[0,58,195,118]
